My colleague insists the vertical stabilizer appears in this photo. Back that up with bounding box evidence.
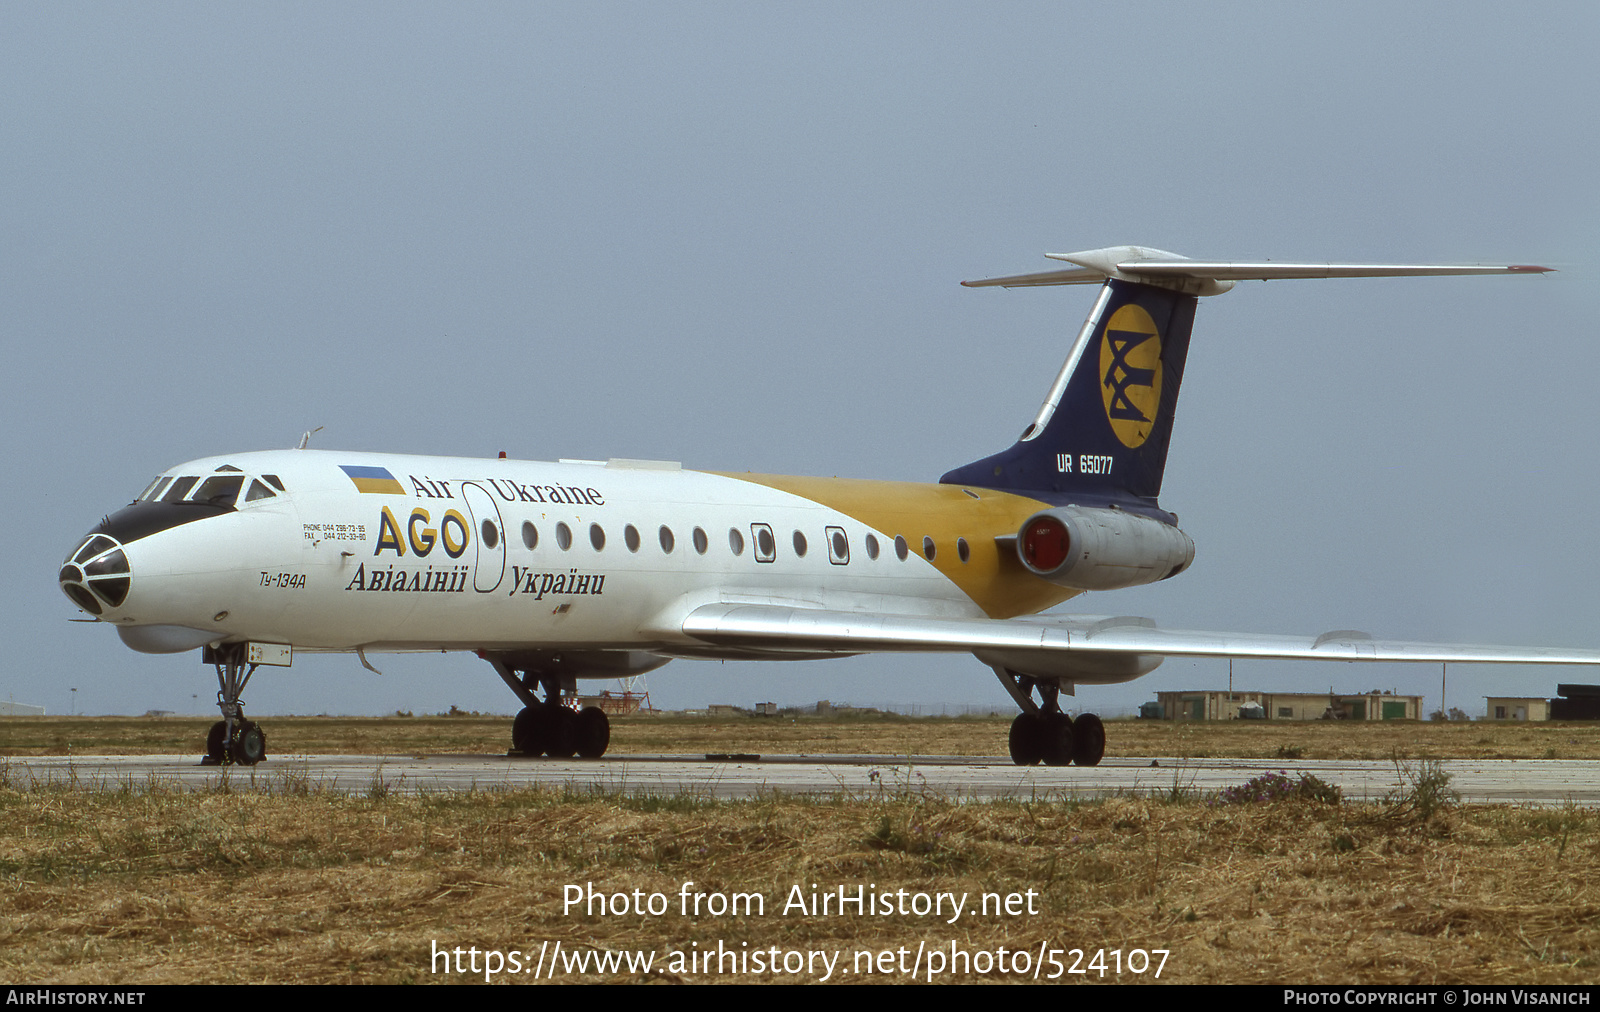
[942,247,1548,506]
[941,277,1196,504]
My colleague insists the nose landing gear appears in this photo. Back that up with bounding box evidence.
[201,644,268,766]
[992,666,1106,767]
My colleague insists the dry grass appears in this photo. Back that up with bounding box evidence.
[1107,718,1600,762]
[6,715,1600,984]
[5,713,1600,761]
[0,765,1597,984]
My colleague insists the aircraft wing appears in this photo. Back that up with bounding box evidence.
[676,603,1600,674]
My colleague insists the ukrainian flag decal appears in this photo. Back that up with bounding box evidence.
[340,464,406,494]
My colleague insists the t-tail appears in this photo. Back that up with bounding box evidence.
[942,245,1552,517]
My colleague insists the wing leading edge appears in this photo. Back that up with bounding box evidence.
[675,603,1600,684]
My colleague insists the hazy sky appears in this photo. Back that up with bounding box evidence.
[6,3,1599,725]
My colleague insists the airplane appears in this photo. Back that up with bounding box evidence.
[58,245,1600,767]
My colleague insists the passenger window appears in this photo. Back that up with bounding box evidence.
[752,524,775,563]
[865,534,880,560]
[792,531,808,557]
[481,520,500,549]
[894,535,909,561]
[693,527,709,554]
[556,522,572,550]
[827,526,849,565]
[660,526,676,554]
[923,536,936,561]
[522,522,538,550]
[624,524,641,552]
[728,528,745,556]
[590,524,606,551]
[957,537,970,563]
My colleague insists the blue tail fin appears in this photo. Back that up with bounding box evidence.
[941,277,1197,506]
[943,246,1550,506]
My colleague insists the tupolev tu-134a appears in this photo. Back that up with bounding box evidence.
[59,246,1600,766]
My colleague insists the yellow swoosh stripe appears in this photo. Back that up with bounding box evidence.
[711,473,1080,619]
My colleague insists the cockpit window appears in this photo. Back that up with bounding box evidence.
[245,479,276,502]
[137,469,286,507]
[192,475,244,505]
[162,476,199,502]
[140,476,177,502]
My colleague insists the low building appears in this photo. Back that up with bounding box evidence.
[1154,690,1421,721]
[1485,697,1548,721]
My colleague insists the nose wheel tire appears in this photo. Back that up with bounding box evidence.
[203,717,267,766]
[205,721,227,765]
[230,721,267,766]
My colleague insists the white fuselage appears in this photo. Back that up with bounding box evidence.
[78,448,1069,667]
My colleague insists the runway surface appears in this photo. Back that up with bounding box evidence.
[7,752,1600,804]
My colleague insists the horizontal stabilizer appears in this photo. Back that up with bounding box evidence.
[962,245,1553,296]
[957,265,1108,288]
[1119,260,1552,281]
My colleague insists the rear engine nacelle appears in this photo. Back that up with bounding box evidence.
[1016,506,1194,591]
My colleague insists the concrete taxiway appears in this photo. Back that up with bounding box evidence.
[6,753,1600,805]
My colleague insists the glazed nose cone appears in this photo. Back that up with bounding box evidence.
[60,533,131,616]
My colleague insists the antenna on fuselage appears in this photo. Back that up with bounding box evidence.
[296,426,324,450]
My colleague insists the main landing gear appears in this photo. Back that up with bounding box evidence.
[510,699,609,758]
[486,655,610,758]
[991,666,1105,767]
[201,643,268,766]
